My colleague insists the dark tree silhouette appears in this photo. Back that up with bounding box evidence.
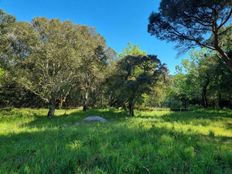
[148,0,232,71]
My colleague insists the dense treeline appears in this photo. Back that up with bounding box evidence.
[147,0,232,109]
[0,0,232,118]
[165,50,232,109]
[0,10,167,117]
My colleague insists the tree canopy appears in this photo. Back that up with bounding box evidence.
[107,44,167,115]
[0,11,113,117]
[148,0,232,71]
[0,7,231,117]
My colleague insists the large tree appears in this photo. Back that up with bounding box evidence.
[0,10,15,82]
[1,18,81,117]
[77,34,111,111]
[0,15,110,117]
[107,45,167,116]
[148,0,232,71]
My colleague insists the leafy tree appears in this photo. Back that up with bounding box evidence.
[5,18,81,117]
[0,10,15,81]
[208,58,232,108]
[0,9,15,30]
[166,48,232,109]
[148,0,232,71]
[142,80,169,108]
[119,43,146,58]
[0,16,110,117]
[77,36,111,111]
[166,73,190,109]
[64,48,114,110]
[107,45,167,115]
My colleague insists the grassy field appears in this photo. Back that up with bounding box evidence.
[0,108,231,174]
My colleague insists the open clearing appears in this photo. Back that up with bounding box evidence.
[0,108,232,173]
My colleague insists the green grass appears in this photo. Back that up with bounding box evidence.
[0,108,232,174]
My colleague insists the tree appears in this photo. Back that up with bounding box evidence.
[142,79,169,108]
[107,45,167,116]
[166,73,190,109]
[0,16,110,118]
[6,18,81,117]
[181,51,216,108]
[0,10,15,84]
[148,0,232,71]
[77,34,111,111]
[165,48,232,109]
[180,49,232,108]
[118,43,146,58]
[0,9,15,30]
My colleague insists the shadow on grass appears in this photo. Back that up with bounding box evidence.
[22,108,127,129]
[0,120,231,173]
[161,110,232,124]
[226,123,232,130]
[21,108,232,131]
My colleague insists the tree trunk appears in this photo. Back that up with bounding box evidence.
[218,91,223,109]
[128,100,134,116]
[47,100,56,118]
[58,96,66,109]
[58,88,71,109]
[216,48,232,72]
[100,94,103,108]
[202,91,208,108]
[83,104,88,112]
[201,77,210,108]
[184,100,187,110]
[213,31,232,72]
[83,91,89,112]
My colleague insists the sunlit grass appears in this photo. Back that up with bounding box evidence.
[0,108,231,173]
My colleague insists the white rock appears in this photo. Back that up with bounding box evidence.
[83,116,107,122]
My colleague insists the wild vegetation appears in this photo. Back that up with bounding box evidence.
[0,0,231,173]
[0,108,231,173]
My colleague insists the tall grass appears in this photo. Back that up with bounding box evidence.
[0,108,231,173]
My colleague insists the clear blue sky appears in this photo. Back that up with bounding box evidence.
[0,0,186,74]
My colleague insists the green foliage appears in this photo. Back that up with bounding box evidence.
[148,0,232,71]
[107,45,167,115]
[165,47,232,109]
[0,108,231,173]
[142,80,169,108]
[0,15,113,116]
[0,67,4,79]
[119,43,146,58]
[0,9,15,30]
[0,8,231,174]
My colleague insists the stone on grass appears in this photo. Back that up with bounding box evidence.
[63,123,69,127]
[74,122,80,126]
[83,116,107,123]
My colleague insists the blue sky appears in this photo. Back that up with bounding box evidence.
[0,0,186,74]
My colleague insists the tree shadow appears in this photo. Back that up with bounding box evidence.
[0,120,231,173]
[161,110,232,124]
[22,108,127,129]
[226,123,232,130]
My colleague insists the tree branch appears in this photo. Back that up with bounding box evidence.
[218,8,232,29]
